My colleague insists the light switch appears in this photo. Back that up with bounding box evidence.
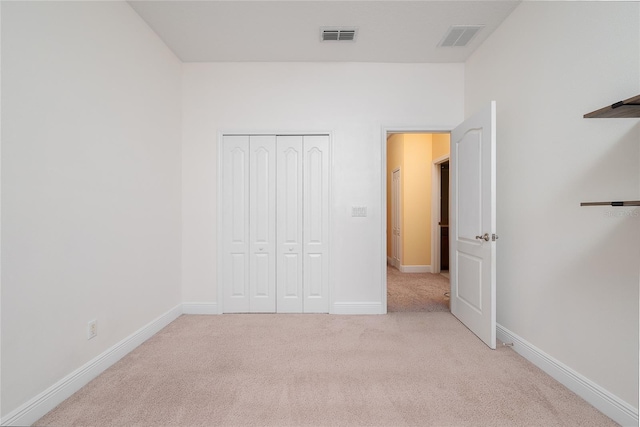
[351,206,367,217]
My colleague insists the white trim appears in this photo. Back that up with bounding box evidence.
[217,132,224,314]
[391,167,402,270]
[328,133,334,315]
[432,154,450,164]
[1,304,182,427]
[182,302,219,315]
[399,264,432,273]
[497,324,639,427]
[332,302,384,315]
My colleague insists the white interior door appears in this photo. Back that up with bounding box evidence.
[276,136,304,313]
[450,102,497,349]
[249,135,276,312]
[222,135,250,312]
[302,135,330,313]
[391,168,401,268]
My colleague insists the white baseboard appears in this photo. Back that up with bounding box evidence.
[399,264,432,273]
[332,302,384,315]
[497,324,638,427]
[1,304,182,427]
[182,302,219,315]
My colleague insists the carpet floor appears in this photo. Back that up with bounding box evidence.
[387,265,450,312]
[36,313,616,427]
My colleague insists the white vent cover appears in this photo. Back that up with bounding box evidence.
[320,27,358,42]
[438,25,484,47]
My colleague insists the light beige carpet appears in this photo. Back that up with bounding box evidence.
[387,265,450,312]
[36,313,616,426]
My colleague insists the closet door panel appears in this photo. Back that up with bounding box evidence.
[250,135,276,312]
[307,254,323,297]
[303,135,329,313]
[231,254,246,296]
[276,136,303,313]
[222,135,250,313]
[283,253,300,297]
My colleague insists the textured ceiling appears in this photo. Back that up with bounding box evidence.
[128,1,521,63]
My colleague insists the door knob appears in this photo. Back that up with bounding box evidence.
[259,248,263,251]
[289,247,293,251]
[475,233,490,241]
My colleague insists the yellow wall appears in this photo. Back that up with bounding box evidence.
[402,134,432,265]
[432,133,450,160]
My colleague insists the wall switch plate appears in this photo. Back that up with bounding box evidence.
[351,206,367,217]
[87,320,97,340]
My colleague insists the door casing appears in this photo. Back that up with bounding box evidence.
[381,127,453,314]
[390,167,401,269]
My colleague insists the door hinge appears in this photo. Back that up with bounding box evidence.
[492,234,499,241]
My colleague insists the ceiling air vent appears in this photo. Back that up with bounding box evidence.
[438,25,484,47]
[320,27,358,42]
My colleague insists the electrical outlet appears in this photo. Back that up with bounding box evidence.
[87,320,97,340]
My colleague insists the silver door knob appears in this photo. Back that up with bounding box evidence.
[259,248,263,251]
[289,247,293,251]
[475,233,490,241]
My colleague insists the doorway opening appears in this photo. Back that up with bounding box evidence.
[385,131,451,313]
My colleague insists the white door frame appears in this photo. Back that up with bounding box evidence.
[381,127,453,313]
[431,154,450,274]
[390,167,401,269]
[217,131,333,314]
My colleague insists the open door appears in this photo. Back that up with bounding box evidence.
[450,102,497,349]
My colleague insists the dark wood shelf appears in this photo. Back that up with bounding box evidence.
[584,94,640,118]
[581,201,640,207]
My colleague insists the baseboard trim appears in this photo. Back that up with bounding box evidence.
[1,304,182,427]
[399,264,432,273]
[497,324,638,427]
[332,302,383,315]
[182,302,219,315]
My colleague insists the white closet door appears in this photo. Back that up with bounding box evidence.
[276,136,304,313]
[222,135,250,313]
[249,135,276,312]
[303,135,330,313]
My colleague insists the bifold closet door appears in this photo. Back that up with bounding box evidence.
[276,136,304,312]
[222,135,276,313]
[302,135,329,313]
[276,135,329,313]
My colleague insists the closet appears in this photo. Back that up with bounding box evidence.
[221,134,330,313]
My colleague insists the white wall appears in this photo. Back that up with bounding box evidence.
[1,1,182,417]
[466,1,639,410]
[181,63,464,309]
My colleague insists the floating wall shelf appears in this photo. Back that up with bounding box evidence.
[584,94,640,118]
[581,95,639,207]
[580,201,640,207]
